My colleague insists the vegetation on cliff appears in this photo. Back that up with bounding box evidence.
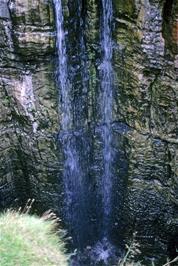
[0,211,68,266]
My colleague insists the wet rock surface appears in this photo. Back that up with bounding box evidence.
[0,0,177,264]
[0,0,59,212]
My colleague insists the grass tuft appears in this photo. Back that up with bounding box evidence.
[0,211,68,266]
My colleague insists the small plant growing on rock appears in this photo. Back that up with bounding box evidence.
[118,232,142,266]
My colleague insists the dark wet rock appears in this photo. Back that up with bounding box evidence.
[0,0,59,212]
[0,0,177,264]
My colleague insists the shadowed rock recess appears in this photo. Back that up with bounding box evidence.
[0,0,177,264]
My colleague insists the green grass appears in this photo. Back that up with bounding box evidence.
[0,211,68,266]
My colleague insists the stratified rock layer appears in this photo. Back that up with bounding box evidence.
[0,0,177,264]
[0,0,59,212]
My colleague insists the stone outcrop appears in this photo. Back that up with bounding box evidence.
[0,0,177,264]
[0,0,59,212]
[112,1,178,262]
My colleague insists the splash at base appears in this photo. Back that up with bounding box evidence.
[71,238,120,266]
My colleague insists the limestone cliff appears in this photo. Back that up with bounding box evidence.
[0,0,59,211]
[0,0,177,264]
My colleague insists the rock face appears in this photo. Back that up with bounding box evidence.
[0,0,59,212]
[0,0,177,264]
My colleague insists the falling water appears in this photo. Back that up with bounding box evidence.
[87,0,115,263]
[54,0,87,247]
[54,0,116,263]
[100,0,113,237]
[54,0,71,131]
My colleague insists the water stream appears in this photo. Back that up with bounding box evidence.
[54,0,116,264]
[54,0,94,249]
[100,0,113,237]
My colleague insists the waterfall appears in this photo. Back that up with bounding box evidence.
[54,0,81,245]
[54,0,116,262]
[54,0,71,131]
[89,1,116,263]
[100,0,113,237]
[54,0,91,248]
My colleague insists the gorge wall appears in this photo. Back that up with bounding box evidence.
[0,0,177,264]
